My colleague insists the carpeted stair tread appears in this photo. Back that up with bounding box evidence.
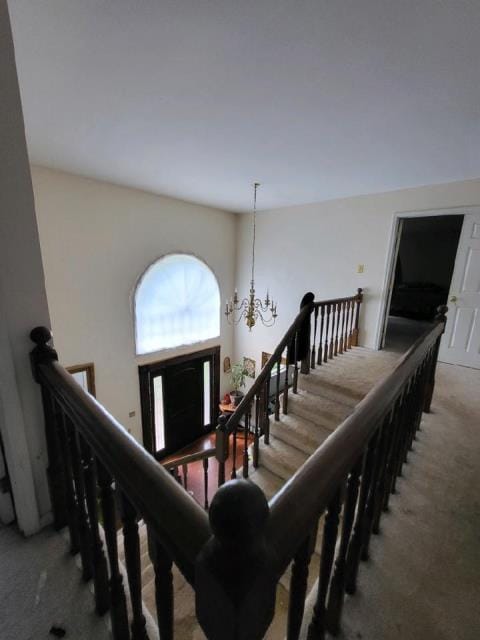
[257,437,309,481]
[287,390,352,427]
[269,413,333,455]
[247,467,284,500]
[300,348,397,402]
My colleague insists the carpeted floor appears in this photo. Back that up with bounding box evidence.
[300,361,480,640]
[0,524,111,640]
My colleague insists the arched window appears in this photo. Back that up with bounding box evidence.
[135,254,220,354]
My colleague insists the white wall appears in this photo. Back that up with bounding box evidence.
[0,0,52,534]
[32,166,236,444]
[234,179,480,377]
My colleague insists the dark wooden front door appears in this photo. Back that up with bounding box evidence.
[139,346,220,458]
[162,358,204,453]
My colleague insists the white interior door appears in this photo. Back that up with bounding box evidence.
[439,213,480,368]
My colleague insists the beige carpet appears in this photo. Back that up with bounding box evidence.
[0,523,111,640]
[300,361,480,640]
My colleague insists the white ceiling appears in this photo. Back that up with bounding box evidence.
[8,0,480,213]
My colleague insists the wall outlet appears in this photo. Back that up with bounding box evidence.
[357,264,365,274]
[128,411,136,418]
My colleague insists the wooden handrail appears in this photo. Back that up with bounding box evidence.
[163,447,216,471]
[267,317,445,572]
[36,357,210,582]
[224,302,312,434]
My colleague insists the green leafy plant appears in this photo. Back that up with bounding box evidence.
[230,363,247,392]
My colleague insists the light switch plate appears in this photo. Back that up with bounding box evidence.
[357,264,364,274]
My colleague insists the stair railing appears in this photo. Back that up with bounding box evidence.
[31,295,447,640]
[30,327,211,640]
[162,443,216,510]
[216,288,363,483]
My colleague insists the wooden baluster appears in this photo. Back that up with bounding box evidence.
[361,417,390,562]
[65,415,94,581]
[323,304,330,362]
[97,464,129,640]
[391,383,413,490]
[231,423,238,480]
[30,327,68,530]
[264,374,271,444]
[243,403,251,478]
[345,299,352,349]
[381,399,403,510]
[147,530,173,640]
[306,489,342,640]
[283,348,290,414]
[120,494,149,640]
[397,380,416,474]
[372,408,396,535]
[338,301,345,355]
[317,304,325,365]
[344,300,349,352]
[311,306,319,369]
[326,460,362,635]
[275,360,281,421]
[182,463,188,491]
[203,457,209,510]
[414,363,427,436]
[345,432,379,595]
[352,288,363,347]
[328,305,335,359]
[385,392,405,498]
[81,439,110,615]
[348,298,355,349]
[341,300,347,352]
[287,524,318,640]
[253,394,261,468]
[293,331,299,393]
[216,414,228,487]
[332,303,340,356]
[55,404,80,555]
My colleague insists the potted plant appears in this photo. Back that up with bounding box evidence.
[230,363,247,406]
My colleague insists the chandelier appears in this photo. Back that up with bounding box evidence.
[225,182,277,330]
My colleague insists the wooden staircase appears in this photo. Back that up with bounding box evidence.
[121,346,398,639]
[30,292,448,640]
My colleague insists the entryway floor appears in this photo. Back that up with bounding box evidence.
[162,432,254,507]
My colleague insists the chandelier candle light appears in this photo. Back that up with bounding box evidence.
[225,182,278,330]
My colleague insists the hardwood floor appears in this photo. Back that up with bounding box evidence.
[162,432,254,508]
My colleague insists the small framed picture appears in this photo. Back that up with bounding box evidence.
[243,356,256,378]
[223,356,231,373]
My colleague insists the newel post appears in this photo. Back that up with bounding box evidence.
[299,292,315,375]
[30,327,67,530]
[352,288,363,347]
[195,480,277,640]
[424,305,448,413]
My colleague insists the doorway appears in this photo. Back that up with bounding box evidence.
[381,215,463,353]
[139,346,220,458]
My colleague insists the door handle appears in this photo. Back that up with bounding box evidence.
[450,296,458,303]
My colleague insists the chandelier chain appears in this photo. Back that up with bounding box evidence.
[251,182,259,284]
